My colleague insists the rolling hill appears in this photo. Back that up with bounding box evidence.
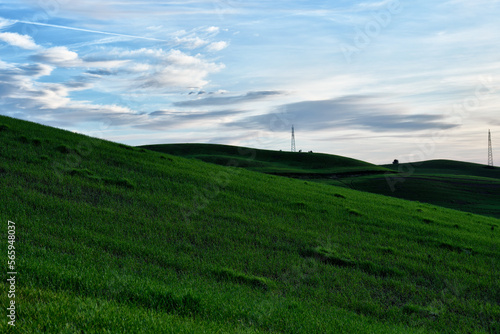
[0,115,499,333]
[382,160,500,179]
[143,144,500,219]
[141,143,391,176]
[326,160,500,219]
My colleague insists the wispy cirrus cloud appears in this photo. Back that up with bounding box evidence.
[0,61,53,78]
[227,95,459,133]
[174,35,209,49]
[0,17,15,29]
[88,47,225,90]
[135,109,242,130]
[14,20,170,42]
[149,109,238,119]
[174,91,283,107]
[132,49,225,90]
[32,46,129,68]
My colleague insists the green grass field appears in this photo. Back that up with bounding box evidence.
[321,161,500,219]
[149,144,500,219]
[1,115,499,333]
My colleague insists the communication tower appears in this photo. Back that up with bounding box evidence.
[488,129,494,167]
[291,125,296,152]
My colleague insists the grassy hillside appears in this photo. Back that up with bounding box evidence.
[143,144,500,219]
[319,161,500,219]
[348,175,500,219]
[1,115,499,333]
[141,143,390,176]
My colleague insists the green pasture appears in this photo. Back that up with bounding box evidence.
[0,115,498,333]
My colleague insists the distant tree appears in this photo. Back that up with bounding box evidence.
[393,159,399,165]
[308,151,313,153]
[299,149,302,153]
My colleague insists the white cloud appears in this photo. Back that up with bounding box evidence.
[33,46,81,66]
[165,49,204,66]
[33,46,129,68]
[0,17,15,29]
[81,47,225,91]
[116,47,166,58]
[69,102,134,114]
[129,63,151,72]
[0,32,40,50]
[1,76,69,110]
[206,41,229,52]
[137,49,225,89]
[206,26,220,34]
[174,36,209,49]
[18,63,54,78]
[0,59,94,111]
[84,58,130,69]
[0,61,54,78]
[146,25,163,31]
[33,85,72,109]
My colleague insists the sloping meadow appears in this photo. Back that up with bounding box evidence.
[0,115,498,333]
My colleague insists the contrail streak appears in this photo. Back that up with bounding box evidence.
[15,20,169,42]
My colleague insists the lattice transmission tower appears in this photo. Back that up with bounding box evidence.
[291,125,296,152]
[488,129,494,167]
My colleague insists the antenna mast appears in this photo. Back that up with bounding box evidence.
[488,129,494,167]
[291,125,296,152]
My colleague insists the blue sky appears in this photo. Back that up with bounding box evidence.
[0,0,499,164]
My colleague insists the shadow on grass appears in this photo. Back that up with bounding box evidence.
[301,247,403,277]
[68,168,135,189]
[25,266,201,316]
[213,268,276,290]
